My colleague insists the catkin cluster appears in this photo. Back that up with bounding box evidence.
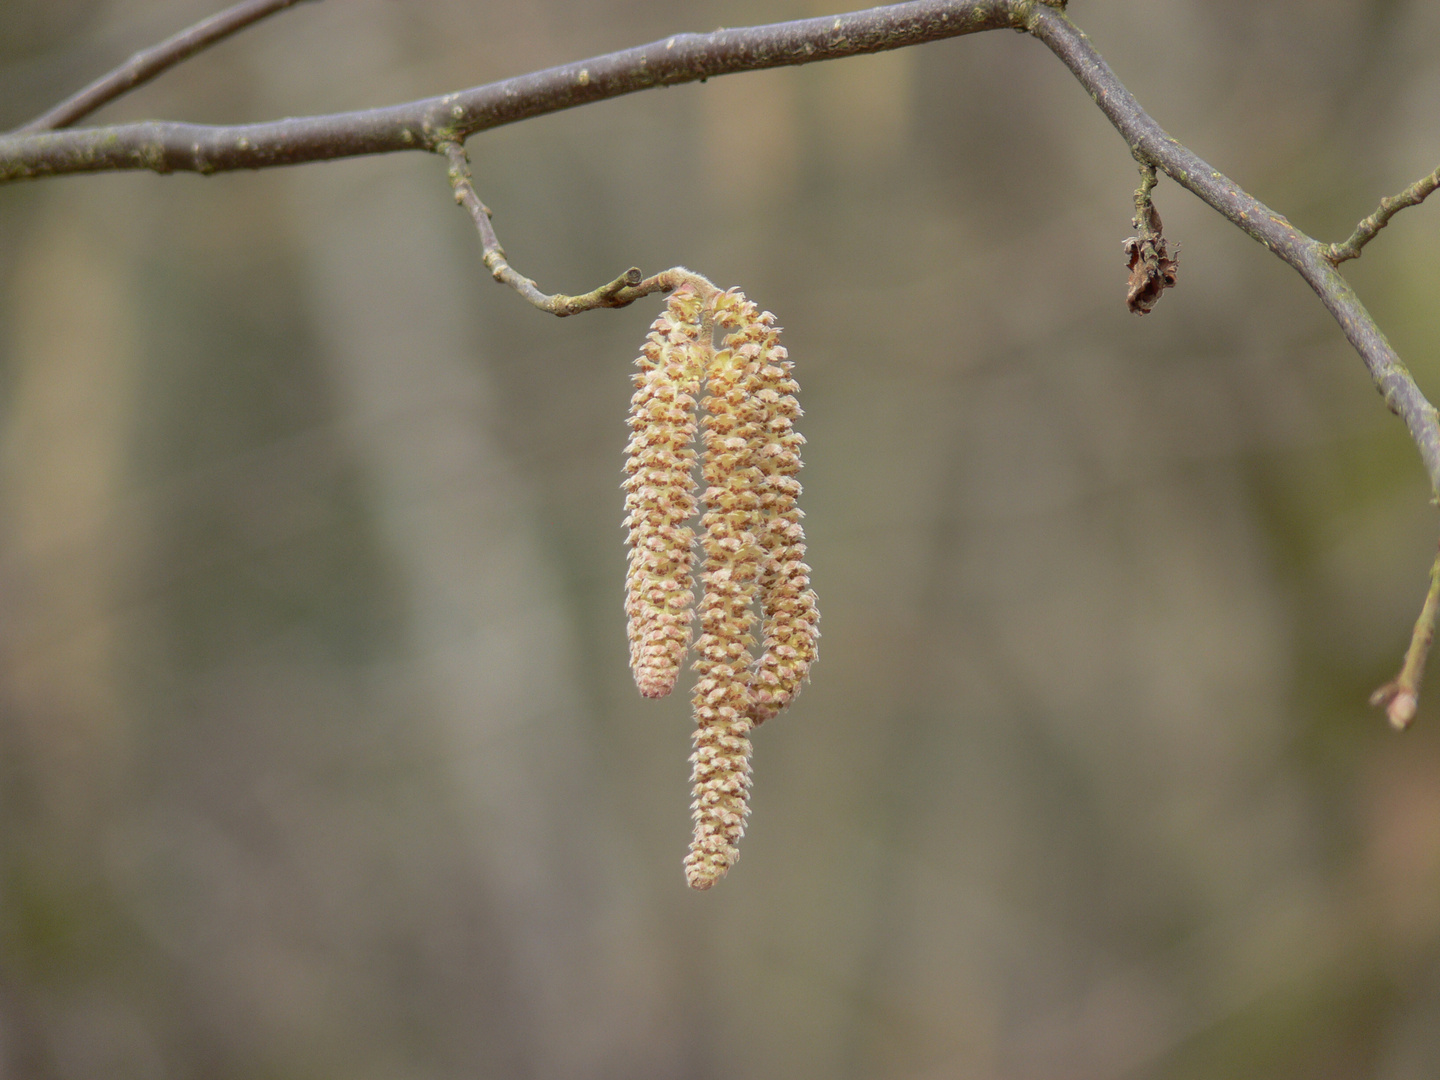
[622,280,818,890]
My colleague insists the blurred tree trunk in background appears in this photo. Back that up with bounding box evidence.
[3,1,1440,1078]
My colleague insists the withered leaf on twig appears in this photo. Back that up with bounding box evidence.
[1123,204,1178,315]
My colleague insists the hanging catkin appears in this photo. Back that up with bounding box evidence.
[712,291,818,727]
[623,280,817,889]
[622,285,709,699]
[684,301,766,888]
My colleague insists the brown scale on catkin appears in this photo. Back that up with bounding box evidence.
[622,286,710,698]
[712,291,819,727]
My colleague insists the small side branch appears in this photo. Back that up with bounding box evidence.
[440,141,712,315]
[14,0,316,134]
[1328,163,1440,265]
[1371,541,1440,730]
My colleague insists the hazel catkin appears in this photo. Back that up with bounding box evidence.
[622,285,709,698]
[622,279,817,889]
[684,328,766,889]
[711,291,819,727]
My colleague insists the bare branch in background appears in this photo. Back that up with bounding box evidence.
[13,0,317,134]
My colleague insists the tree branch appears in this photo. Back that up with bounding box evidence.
[13,0,317,135]
[1327,162,1440,265]
[4,1,1434,494]
[1024,4,1440,501]
[0,0,1021,180]
[440,141,711,315]
[6,0,1439,718]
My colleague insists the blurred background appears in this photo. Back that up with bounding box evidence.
[2,0,1440,1076]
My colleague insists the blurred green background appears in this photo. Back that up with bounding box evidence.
[3,1,1440,1076]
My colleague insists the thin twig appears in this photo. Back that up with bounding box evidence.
[440,141,713,315]
[14,0,316,134]
[1327,163,1440,265]
[1132,161,1158,232]
[1371,541,1440,730]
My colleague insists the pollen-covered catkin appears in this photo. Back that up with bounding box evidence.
[683,326,766,890]
[623,286,709,698]
[712,291,819,726]
[623,279,817,889]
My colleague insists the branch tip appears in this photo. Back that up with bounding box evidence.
[1371,540,1440,731]
[1370,684,1418,731]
